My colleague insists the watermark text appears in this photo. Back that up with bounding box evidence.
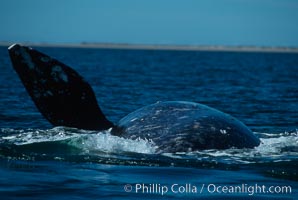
[123,183,292,196]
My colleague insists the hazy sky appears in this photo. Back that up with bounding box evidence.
[0,0,298,47]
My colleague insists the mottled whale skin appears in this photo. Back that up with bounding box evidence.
[8,44,260,153]
[117,101,259,152]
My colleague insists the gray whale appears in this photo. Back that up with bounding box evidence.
[8,44,260,153]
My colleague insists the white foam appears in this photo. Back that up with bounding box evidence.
[162,130,298,163]
[255,132,298,156]
[68,131,157,154]
[1,128,297,162]
[0,127,157,154]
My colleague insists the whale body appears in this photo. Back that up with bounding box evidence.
[8,44,260,153]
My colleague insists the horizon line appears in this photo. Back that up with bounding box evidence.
[1,41,298,53]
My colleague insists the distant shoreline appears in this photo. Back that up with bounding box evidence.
[1,42,298,53]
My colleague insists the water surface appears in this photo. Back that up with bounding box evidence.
[0,46,297,199]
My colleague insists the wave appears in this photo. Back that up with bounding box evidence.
[0,127,297,167]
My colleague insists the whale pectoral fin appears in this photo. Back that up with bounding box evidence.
[8,44,114,131]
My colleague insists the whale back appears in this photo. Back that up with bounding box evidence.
[117,101,260,153]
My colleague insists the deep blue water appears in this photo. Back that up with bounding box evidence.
[0,46,297,199]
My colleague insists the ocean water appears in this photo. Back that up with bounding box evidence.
[0,45,297,199]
